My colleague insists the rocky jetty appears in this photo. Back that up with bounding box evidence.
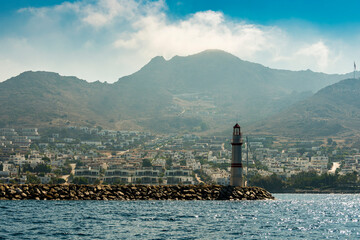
[0,184,274,200]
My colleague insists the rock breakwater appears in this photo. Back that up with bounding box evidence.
[0,184,274,200]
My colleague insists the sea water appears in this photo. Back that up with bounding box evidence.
[0,194,360,239]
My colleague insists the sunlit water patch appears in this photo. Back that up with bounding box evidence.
[1,194,360,239]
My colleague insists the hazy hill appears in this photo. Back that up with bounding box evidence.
[0,71,175,131]
[251,78,360,137]
[115,49,348,129]
[0,71,109,127]
[0,50,352,133]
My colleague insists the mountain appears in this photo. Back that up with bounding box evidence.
[0,50,351,133]
[0,71,109,127]
[115,50,350,129]
[251,78,360,137]
[0,71,174,131]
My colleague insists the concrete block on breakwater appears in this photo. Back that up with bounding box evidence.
[0,184,274,201]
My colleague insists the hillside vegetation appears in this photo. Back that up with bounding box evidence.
[252,78,360,137]
[0,50,353,135]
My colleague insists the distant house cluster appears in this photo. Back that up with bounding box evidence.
[0,126,358,185]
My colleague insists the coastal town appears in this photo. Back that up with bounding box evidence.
[0,126,359,188]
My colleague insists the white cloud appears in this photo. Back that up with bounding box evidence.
[113,10,278,61]
[0,0,356,83]
[295,41,330,71]
[81,0,138,27]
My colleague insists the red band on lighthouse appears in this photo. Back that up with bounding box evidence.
[231,163,243,168]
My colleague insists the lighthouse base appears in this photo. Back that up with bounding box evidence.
[230,176,245,187]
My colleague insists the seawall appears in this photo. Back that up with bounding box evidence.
[0,184,274,200]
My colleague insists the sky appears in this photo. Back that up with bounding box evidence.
[1,0,360,82]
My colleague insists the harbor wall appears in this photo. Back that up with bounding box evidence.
[0,184,274,200]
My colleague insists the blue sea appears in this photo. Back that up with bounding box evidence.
[1,194,360,239]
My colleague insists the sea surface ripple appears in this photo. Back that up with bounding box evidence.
[0,194,360,239]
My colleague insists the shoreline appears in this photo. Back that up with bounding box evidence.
[272,189,360,194]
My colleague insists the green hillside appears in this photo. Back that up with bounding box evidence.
[0,50,352,134]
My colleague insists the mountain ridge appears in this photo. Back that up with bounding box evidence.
[251,78,360,137]
[0,50,355,135]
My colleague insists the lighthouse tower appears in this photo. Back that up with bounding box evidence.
[230,123,244,187]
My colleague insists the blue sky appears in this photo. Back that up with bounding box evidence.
[167,0,360,25]
[1,0,360,82]
[2,0,360,25]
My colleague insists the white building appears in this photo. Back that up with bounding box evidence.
[310,156,328,173]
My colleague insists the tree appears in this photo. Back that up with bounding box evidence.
[50,177,66,184]
[288,171,319,189]
[23,163,51,173]
[34,164,51,173]
[166,158,173,169]
[22,163,33,173]
[0,162,3,171]
[61,164,72,175]
[142,159,152,167]
[249,174,285,192]
[31,144,40,151]
[42,157,51,163]
[10,179,19,184]
[53,169,62,175]
[113,179,125,185]
[72,177,88,185]
[297,148,306,156]
[338,171,358,185]
[26,174,41,184]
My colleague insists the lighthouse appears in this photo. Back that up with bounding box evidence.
[230,123,244,187]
